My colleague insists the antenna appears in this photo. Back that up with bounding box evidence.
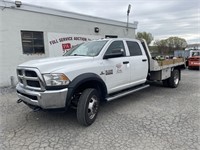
[127,4,131,31]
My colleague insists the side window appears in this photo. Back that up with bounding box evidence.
[21,31,45,54]
[126,41,142,56]
[105,41,125,56]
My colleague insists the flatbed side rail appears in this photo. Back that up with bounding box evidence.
[150,58,185,71]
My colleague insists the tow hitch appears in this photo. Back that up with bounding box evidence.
[17,99,22,103]
[33,107,41,112]
[17,99,42,112]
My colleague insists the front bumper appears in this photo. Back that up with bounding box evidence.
[16,84,68,109]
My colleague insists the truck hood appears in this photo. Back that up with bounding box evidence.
[18,56,94,73]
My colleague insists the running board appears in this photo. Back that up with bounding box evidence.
[106,84,150,101]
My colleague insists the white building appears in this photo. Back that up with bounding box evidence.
[0,0,138,87]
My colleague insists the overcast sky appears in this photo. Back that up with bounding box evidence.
[12,0,200,44]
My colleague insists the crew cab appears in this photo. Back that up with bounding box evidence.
[16,38,184,126]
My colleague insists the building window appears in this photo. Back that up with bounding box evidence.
[21,31,45,54]
[105,35,118,38]
[126,41,142,56]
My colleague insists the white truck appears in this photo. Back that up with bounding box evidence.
[16,38,184,126]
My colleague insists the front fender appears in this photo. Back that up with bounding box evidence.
[65,73,107,107]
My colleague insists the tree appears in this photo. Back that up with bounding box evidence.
[136,32,154,45]
[165,37,187,50]
[154,39,168,55]
[154,36,187,55]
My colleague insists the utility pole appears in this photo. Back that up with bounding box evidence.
[126,4,131,31]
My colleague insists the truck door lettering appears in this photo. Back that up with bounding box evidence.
[105,70,113,75]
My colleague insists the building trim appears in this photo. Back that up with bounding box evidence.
[0,1,138,29]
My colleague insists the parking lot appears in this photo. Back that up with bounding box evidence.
[0,69,199,150]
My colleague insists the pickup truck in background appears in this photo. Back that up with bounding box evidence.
[188,50,200,70]
[16,38,184,126]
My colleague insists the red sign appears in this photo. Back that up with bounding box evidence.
[62,43,71,51]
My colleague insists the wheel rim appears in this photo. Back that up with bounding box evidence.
[174,71,179,85]
[88,95,98,119]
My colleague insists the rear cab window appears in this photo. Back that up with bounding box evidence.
[126,41,143,56]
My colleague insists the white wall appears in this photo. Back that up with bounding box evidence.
[0,9,3,83]
[0,6,136,87]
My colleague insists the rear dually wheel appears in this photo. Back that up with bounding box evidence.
[162,69,180,88]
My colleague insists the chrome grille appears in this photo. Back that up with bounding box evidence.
[17,68,45,91]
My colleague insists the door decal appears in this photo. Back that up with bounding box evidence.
[116,63,122,73]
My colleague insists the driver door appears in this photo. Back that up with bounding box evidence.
[103,40,131,94]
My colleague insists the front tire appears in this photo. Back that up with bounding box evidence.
[77,88,100,126]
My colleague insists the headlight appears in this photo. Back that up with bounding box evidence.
[43,73,70,86]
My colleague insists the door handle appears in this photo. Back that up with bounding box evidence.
[123,61,129,64]
[142,59,147,62]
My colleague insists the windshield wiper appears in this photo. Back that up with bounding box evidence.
[71,54,87,56]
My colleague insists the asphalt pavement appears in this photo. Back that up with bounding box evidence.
[0,69,199,150]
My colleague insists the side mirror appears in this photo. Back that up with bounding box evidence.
[103,51,124,59]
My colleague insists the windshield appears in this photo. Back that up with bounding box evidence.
[64,40,108,57]
[192,52,200,56]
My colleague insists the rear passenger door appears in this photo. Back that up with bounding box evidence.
[126,40,148,85]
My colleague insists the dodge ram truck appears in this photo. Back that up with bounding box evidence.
[16,38,184,126]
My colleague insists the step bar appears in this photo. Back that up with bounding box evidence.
[106,84,150,101]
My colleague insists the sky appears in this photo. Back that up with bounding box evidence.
[11,0,200,44]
